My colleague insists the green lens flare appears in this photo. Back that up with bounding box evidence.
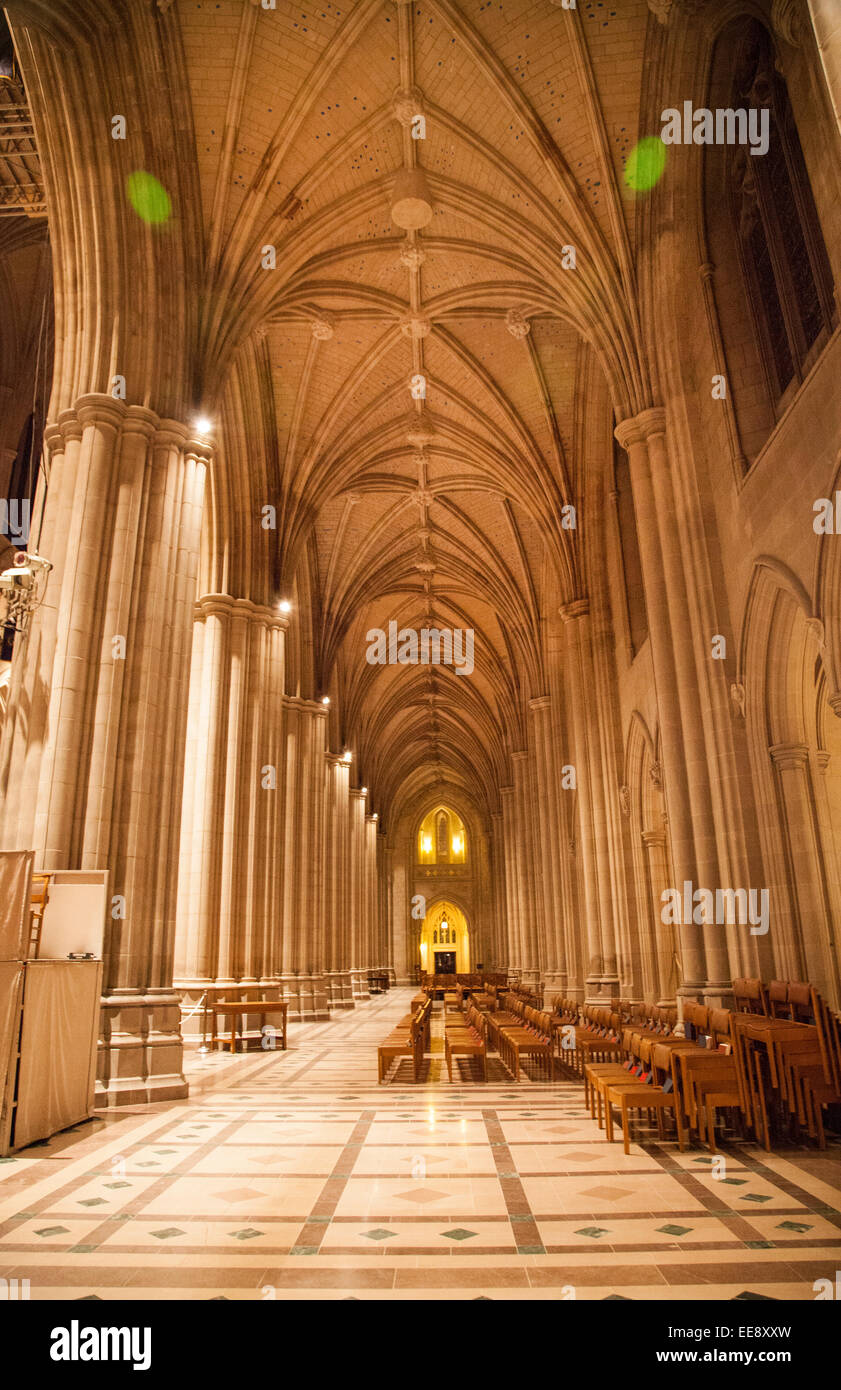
[624,137,667,193]
[126,171,172,225]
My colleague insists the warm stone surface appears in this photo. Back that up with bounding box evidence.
[0,1,839,1305]
[0,991,838,1301]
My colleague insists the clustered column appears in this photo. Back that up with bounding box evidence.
[348,788,370,999]
[0,394,208,1103]
[615,410,726,1004]
[323,754,354,1008]
[175,595,287,1011]
[559,598,620,1002]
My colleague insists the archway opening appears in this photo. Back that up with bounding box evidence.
[419,900,470,974]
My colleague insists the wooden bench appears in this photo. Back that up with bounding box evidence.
[208,995,289,1053]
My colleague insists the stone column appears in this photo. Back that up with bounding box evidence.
[615,411,710,1001]
[641,828,678,1005]
[348,788,369,999]
[0,394,208,1104]
[381,839,395,981]
[769,743,838,1001]
[511,749,541,988]
[324,754,354,1008]
[811,750,841,1008]
[529,696,568,1002]
[807,0,841,139]
[560,599,619,1001]
[278,698,329,1021]
[391,852,410,984]
[174,595,288,1032]
[366,814,379,973]
[499,785,520,972]
[489,811,506,972]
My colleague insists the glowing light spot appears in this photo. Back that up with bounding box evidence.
[623,137,667,193]
[126,171,172,224]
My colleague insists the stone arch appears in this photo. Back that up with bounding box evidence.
[740,560,841,1004]
[623,711,676,1003]
[814,446,841,706]
[419,895,471,975]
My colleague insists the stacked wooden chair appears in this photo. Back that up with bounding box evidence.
[444,1001,487,1081]
[377,997,431,1083]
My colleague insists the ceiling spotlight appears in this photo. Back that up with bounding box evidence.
[321,695,330,706]
[278,599,292,614]
[342,749,352,764]
[194,415,212,435]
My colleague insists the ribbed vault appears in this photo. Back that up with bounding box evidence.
[173,0,657,827]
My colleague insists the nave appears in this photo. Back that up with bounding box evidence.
[2,989,839,1303]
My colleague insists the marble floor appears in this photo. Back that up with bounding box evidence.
[2,988,840,1301]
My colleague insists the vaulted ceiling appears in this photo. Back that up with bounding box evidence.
[6,0,663,826]
[181,0,657,825]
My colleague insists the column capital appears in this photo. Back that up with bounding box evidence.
[283,694,329,717]
[614,406,666,452]
[194,593,290,630]
[528,694,551,712]
[73,392,129,434]
[828,692,841,720]
[769,741,809,770]
[641,828,666,849]
[510,749,528,762]
[47,413,83,448]
[558,596,589,623]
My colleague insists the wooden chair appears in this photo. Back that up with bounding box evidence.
[733,977,768,1016]
[378,1007,426,1083]
[498,1006,555,1081]
[603,1039,686,1155]
[444,1004,487,1081]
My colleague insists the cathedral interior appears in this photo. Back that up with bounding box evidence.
[0,0,840,1317]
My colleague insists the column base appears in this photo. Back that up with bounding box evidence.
[350,968,370,1001]
[541,973,568,1008]
[279,973,331,1022]
[584,975,615,1006]
[97,991,188,1107]
[325,970,355,1010]
[700,982,735,1011]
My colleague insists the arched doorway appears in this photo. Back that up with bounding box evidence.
[419,900,470,975]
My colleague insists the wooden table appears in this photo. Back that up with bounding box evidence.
[208,999,289,1053]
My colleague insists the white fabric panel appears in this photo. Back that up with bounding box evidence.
[13,960,101,1150]
[0,961,24,1155]
[0,850,34,961]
